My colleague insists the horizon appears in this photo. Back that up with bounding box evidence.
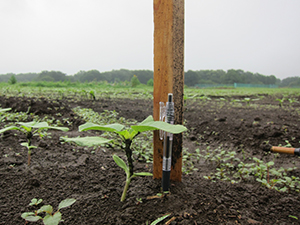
[2,68,299,81]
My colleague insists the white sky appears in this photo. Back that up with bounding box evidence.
[0,0,300,79]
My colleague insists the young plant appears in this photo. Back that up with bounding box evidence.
[288,98,299,105]
[89,90,96,100]
[276,97,285,107]
[29,198,43,206]
[146,214,171,225]
[231,99,241,105]
[21,198,76,225]
[0,108,11,122]
[63,115,187,201]
[0,121,69,165]
[242,97,258,106]
[289,215,298,220]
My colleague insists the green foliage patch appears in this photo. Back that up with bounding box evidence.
[195,145,300,193]
[21,198,76,225]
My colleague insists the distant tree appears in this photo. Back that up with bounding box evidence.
[0,73,15,82]
[0,68,294,87]
[210,70,226,83]
[266,75,277,85]
[147,78,154,86]
[134,70,153,84]
[131,75,140,87]
[15,72,39,82]
[184,70,199,86]
[38,75,54,82]
[36,71,66,82]
[223,69,242,84]
[275,78,281,85]
[100,69,132,83]
[73,70,86,81]
[8,75,17,84]
[280,77,300,87]
[84,70,102,82]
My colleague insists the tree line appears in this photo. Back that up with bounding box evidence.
[0,69,299,87]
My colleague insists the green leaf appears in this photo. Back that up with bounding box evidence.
[280,187,288,192]
[113,154,129,176]
[58,198,76,210]
[117,130,131,139]
[131,116,187,134]
[44,126,69,132]
[140,115,155,124]
[116,129,138,140]
[79,122,124,132]
[18,121,69,132]
[21,212,36,219]
[37,205,53,215]
[132,121,187,134]
[29,198,38,206]
[43,212,62,225]
[284,177,292,182]
[62,136,112,147]
[23,215,43,222]
[0,108,11,113]
[29,198,43,206]
[18,121,48,129]
[21,142,37,149]
[132,172,153,178]
[150,214,171,225]
[0,125,20,134]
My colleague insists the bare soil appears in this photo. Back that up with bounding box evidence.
[1,94,300,225]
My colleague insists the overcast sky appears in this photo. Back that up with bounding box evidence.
[1,0,300,79]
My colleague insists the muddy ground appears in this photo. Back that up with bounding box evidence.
[0,93,300,225]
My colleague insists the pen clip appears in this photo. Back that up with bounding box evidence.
[159,102,166,140]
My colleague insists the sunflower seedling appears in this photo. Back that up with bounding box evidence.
[0,121,69,165]
[63,115,187,201]
[21,198,76,225]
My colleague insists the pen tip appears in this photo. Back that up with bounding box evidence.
[168,93,173,102]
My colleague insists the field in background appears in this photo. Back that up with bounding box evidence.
[1,81,300,100]
[1,81,300,224]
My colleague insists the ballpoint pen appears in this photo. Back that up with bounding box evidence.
[162,93,174,191]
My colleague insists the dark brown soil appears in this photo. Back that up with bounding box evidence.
[1,94,300,225]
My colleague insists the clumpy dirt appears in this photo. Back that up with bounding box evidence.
[1,94,300,225]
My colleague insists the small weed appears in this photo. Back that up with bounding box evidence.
[136,197,143,205]
[21,198,76,225]
[289,215,298,220]
[146,214,171,225]
[29,198,43,206]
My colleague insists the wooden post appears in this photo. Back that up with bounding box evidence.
[153,0,184,181]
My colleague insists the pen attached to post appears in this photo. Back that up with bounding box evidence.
[162,93,174,192]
